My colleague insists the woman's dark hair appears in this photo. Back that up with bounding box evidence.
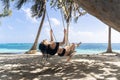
[39,43,47,54]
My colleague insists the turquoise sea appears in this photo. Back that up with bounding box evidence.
[0,43,120,54]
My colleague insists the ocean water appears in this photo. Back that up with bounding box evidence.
[0,43,120,54]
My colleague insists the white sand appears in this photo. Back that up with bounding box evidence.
[0,52,120,80]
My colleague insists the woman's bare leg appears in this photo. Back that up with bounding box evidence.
[64,43,75,55]
[66,42,81,62]
[66,43,76,62]
[70,43,75,51]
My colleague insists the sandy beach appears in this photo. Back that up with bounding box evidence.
[1,0,120,80]
[0,52,120,80]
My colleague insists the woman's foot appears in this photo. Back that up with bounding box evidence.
[76,42,82,47]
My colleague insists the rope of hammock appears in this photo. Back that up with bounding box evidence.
[46,10,57,41]
[46,9,70,45]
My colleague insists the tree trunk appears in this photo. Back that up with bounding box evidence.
[106,26,112,53]
[66,22,70,46]
[27,8,46,54]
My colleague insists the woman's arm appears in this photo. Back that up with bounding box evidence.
[50,29,54,41]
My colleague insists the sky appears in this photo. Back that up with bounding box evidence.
[0,2,120,43]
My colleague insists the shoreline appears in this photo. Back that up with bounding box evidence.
[0,52,120,80]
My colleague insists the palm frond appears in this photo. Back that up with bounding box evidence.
[74,8,87,23]
[1,0,10,10]
[0,10,11,17]
[31,0,46,18]
[51,0,87,23]
[15,0,28,9]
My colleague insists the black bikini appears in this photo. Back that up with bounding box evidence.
[58,48,66,57]
[46,42,66,56]
[47,42,59,55]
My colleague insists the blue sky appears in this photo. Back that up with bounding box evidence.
[0,2,120,43]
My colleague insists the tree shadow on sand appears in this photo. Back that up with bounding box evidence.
[0,55,120,80]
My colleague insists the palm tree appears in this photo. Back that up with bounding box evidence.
[1,0,47,54]
[29,5,46,54]
[106,26,112,53]
[1,0,86,54]
[15,0,47,54]
[51,0,86,45]
[14,0,86,53]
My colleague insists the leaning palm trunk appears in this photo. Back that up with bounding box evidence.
[106,26,112,53]
[74,0,120,32]
[26,8,46,54]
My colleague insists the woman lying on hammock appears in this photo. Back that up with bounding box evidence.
[39,29,81,62]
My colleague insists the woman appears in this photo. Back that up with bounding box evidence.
[39,29,81,62]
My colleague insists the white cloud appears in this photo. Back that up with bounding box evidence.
[111,29,120,43]
[44,21,49,26]
[25,34,36,43]
[8,26,13,30]
[44,18,60,28]
[37,23,120,43]
[0,34,3,39]
[38,27,50,42]
[69,28,94,43]
[31,34,36,39]
[50,18,60,26]
[68,26,120,43]
[16,19,23,23]
[22,8,38,23]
